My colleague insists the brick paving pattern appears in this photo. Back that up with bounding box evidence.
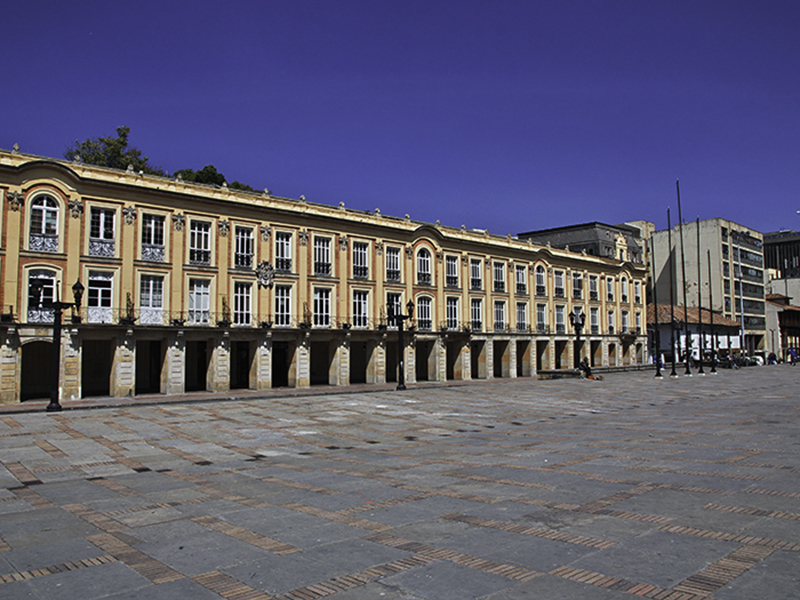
[0,367,798,598]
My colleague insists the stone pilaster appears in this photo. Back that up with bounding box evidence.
[0,328,20,404]
[110,330,135,397]
[164,332,185,395]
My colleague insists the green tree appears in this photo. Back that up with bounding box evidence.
[174,164,226,186]
[64,126,165,175]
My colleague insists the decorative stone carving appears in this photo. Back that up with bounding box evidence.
[256,260,275,289]
[299,230,309,246]
[405,246,413,259]
[172,213,185,231]
[339,236,348,251]
[375,241,383,256]
[436,251,443,263]
[260,225,271,242]
[11,143,20,154]
[7,191,23,211]
[122,206,137,225]
[68,198,84,218]
[218,220,230,237]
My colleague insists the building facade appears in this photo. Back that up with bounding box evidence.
[0,149,648,403]
[650,218,766,357]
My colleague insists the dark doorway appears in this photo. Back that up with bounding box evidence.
[272,342,290,388]
[516,341,530,377]
[136,340,162,395]
[536,340,549,371]
[386,341,398,383]
[82,339,112,397]
[416,341,432,381]
[310,341,331,385]
[185,340,208,392]
[350,341,367,384]
[470,341,485,379]
[21,341,52,401]
[493,341,508,378]
[446,341,459,380]
[231,341,251,390]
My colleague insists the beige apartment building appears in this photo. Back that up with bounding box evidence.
[0,148,648,403]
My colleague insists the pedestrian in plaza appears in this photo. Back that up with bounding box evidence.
[791,348,797,366]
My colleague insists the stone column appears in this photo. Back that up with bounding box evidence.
[208,333,231,393]
[253,333,272,390]
[164,331,185,395]
[110,329,135,397]
[0,328,20,404]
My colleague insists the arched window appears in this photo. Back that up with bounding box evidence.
[535,265,546,296]
[417,249,431,284]
[29,195,60,252]
[27,269,56,323]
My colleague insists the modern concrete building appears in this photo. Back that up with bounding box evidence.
[650,218,766,357]
[0,148,648,404]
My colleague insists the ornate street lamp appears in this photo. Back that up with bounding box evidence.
[569,308,585,368]
[388,299,414,390]
[31,279,84,412]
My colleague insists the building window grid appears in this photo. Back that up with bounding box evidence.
[471,298,482,331]
[353,242,369,279]
[313,288,331,327]
[621,310,629,333]
[607,278,614,302]
[608,310,615,334]
[516,265,527,295]
[417,249,432,285]
[314,238,332,276]
[234,227,254,269]
[275,285,291,327]
[634,281,641,304]
[470,259,482,290]
[142,214,165,262]
[353,290,368,328]
[494,301,506,331]
[446,297,459,329]
[386,247,401,282]
[189,221,211,265]
[621,278,629,303]
[275,232,292,273]
[446,256,459,287]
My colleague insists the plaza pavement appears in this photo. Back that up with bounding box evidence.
[0,366,799,599]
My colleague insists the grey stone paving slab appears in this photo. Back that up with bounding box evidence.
[1,538,105,574]
[714,548,800,600]
[0,506,102,548]
[324,581,426,599]
[484,573,634,599]
[105,577,224,600]
[569,529,738,589]
[381,560,518,600]
[26,561,151,599]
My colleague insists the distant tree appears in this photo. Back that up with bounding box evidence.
[229,181,255,192]
[64,126,165,175]
[174,164,226,186]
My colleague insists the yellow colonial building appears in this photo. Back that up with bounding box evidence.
[0,148,648,403]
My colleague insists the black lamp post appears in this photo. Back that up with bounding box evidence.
[569,308,585,368]
[388,299,414,390]
[31,280,84,412]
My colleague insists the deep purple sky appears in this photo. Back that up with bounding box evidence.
[4,1,799,235]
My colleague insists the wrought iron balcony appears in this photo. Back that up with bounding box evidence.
[446,275,459,287]
[235,253,253,269]
[536,285,546,296]
[417,273,431,285]
[89,238,115,257]
[314,262,332,276]
[494,282,505,293]
[353,266,369,279]
[386,269,401,282]
[275,258,292,272]
[516,284,527,295]
[471,279,482,290]
[142,243,165,262]
[189,249,211,265]
[29,233,58,253]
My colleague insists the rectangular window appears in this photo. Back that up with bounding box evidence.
[188,279,210,324]
[470,259,482,290]
[516,265,527,295]
[621,310,629,332]
[88,271,113,324]
[234,227,254,269]
[417,297,432,330]
[417,250,431,284]
[142,214,165,262]
[494,301,506,331]
[608,310,615,334]
[275,285,291,327]
[555,305,565,334]
[446,255,459,287]
[189,221,211,265]
[607,277,614,302]
[536,267,546,296]
[590,307,599,334]
[446,297,459,329]
[536,304,547,333]
[353,290,368,328]
[140,275,164,325]
[634,281,641,304]
[387,292,402,327]
[386,247,401,282]
[353,242,369,279]
[635,311,642,333]
[589,275,598,301]
[314,238,332,276]
[494,262,506,292]
[233,282,252,326]
[516,302,528,332]
[554,271,564,298]
[572,272,583,299]
[471,298,482,331]
[28,270,56,323]
[314,288,331,327]
[89,207,115,257]
[275,232,292,272]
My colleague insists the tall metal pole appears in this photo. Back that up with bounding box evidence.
[709,250,717,373]
[47,304,64,412]
[696,218,705,375]
[735,232,746,359]
[668,209,678,377]
[651,236,663,378]
[676,180,692,375]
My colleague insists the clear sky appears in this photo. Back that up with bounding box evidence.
[4,1,799,235]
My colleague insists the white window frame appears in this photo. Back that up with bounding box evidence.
[189,221,211,265]
[275,231,292,272]
[234,227,254,270]
[446,297,459,329]
[494,301,506,331]
[417,249,432,284]
[314,237,332,276]
[353,241,369,279]
[516,302,528,331]
[314,287,331,327]
[387,292,402,328]
[555,305,565,333]
[471,298,482,330]
[554,271,564,298]
[233,281,252,326]
[536,265,546,295]
[470,258,482,290]
[590,306,599,333]
[536,303,547,333]
[142,214,165,262]
[608,310,615,334]
[27,269,56,323]
[494,262,506,292]
[446,255,459,287]
[275,285,292,327]
[386,247,401,282]
[516,265,527,294]
[188,279,211,325]
[140,274,164,325]
[353,290,368,328]
[416,296,432,330]
[29,195,60,252]
[87,271,114,324]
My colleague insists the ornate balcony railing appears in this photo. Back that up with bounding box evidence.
[29,233,58,253]
[189,249,211,265]
[386,269,401,282]
[89,238,115,257]
[142,244,165,262]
